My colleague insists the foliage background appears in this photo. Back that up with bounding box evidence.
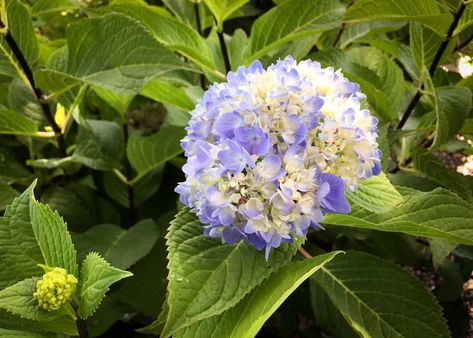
[1,0,473,337]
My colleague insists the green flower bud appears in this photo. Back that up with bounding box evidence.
[33,267,78,311]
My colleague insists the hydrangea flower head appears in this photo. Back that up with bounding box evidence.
[33,267,78,311]
[176,56,381,259]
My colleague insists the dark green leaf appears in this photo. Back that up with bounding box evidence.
[74,219,159,270]
[312,251,450,338]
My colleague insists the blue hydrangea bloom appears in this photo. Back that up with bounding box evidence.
[176,56,381,260]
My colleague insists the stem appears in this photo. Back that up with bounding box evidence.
[455,32,473,52]
[0,20,66,157]
[332,0,355,48]
[332,23,346,48]
[76,317,90,338]
[122,124,136,227]
[194,1,206,89]
[218,31,231,74]
[298,247,313,259]
[397,2,466,130]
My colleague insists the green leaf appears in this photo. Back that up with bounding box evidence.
[127,126,186,181]
[347,173,404,213]
[3,0,39,65]
[410,23,444,72]
[0,182,19,211]
[158,208,301,337]
[433,86,472,148]
[0,146,32,181]
[0,278,74,323]
[0,109,37,136]
[117,238,168,317]
[92,87,134,119]
[310,281,359,338]
[429,238,457,267]
[343,0,452,37]
[107,1,220,78]
[0,182,43,289]
[31,0,80,17]
[73,119,124,171]
[74,219,159,270]
[29,195,78,276]
[78,252,132,319]
[141,80,194,112]
[228,29,249,69]
[0,327,50,338]
[324,186,473,245]
[46,13,191,94]
[312,251,450,338]
[339,21,406,49]
[413,148,473,201]
[175,251,342,338]
[454,3,473,35]
[203,0,249,31]
[0,307,77,335]
[246,0,344,62]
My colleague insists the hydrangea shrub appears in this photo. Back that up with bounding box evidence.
[0,0,472,337]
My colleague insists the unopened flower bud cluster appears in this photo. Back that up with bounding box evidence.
[33,267,78,311]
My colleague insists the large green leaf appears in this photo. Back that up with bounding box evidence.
[339,21,406,49]
[107,1,220,78]
[73,119,124,171]
[73,219,159,270]
[246,0,344,62]
[310,281,359,338]
[203,0,249,31]
[454,3,473,35]
[29,195,78,276]
[31,0,80,16]
[347,173,404,213]
[78,252,132,319]
[127,126,186,182]
[175,251,342,338]
[324,186,473,245]
[0,278,74,322]
[0,327,49,338]
[0,182,18,212]
[433,86,472,148]
[141,80,194,112]
[0,183,43,289]
[312,251,450,338]
[0,109,37,136]
[42,13,190,93]
[3,0,39,65]
[344,0,452,37]
[412,148,473,201]
[0,307,77,335]
[409,23,444,72]
[158,208,301,337]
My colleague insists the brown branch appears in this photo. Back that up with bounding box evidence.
[0,20,66,156]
